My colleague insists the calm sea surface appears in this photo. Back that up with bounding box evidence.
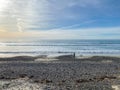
[0,39,120,57]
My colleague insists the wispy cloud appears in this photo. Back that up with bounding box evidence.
[0,26,120,39]
[14,27,120,39]
[0,0,53,32]
[53,20,96,30]
[39,27,120,39]
[0,0,120,39]
[17,18,24,32]
[0,0,106,32]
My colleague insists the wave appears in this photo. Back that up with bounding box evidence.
[0,40,120,55]
[0,50,120,54]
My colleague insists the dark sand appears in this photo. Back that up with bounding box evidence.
[0,55,120,90]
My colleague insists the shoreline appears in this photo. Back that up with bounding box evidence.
[0,55,120,90]
[0,53,120,58]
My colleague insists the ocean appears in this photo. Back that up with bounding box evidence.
[0,39,120,57]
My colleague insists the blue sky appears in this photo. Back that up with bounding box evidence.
[0,0,120,39]
[29,0,120,30]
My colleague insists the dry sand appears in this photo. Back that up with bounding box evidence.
[0,55,120,90]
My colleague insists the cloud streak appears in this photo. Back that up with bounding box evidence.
[0,0,107,31]
[17,18,24,32]
[0,26,120,39]
[0,0,120,39]
[40,27,120,39]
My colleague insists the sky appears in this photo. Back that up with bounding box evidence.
[0,0,120,39]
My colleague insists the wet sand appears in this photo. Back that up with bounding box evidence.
[0,55,120,90]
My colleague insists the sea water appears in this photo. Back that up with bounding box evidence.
[0,39,120,57]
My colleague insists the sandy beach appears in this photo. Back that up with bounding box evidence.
[0,55,120,90]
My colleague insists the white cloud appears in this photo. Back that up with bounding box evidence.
[0,26,120,39]
[23,27,120,39]
[0,0,119,38]
[17,18,24,32]
[0,0,53,32]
